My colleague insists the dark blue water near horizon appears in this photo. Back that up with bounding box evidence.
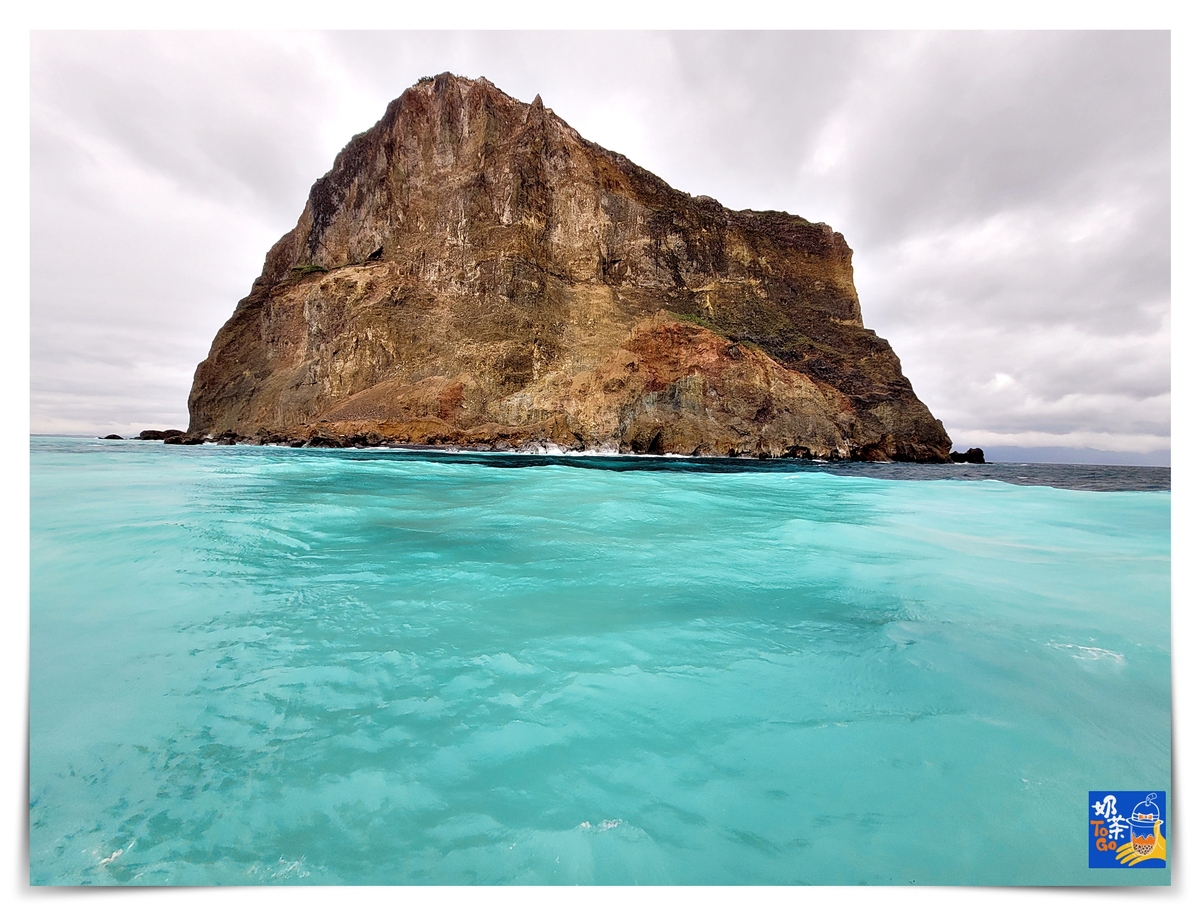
[321,445,1171,492]
[29,437,1171,885]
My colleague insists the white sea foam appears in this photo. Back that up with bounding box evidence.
[1047,642,1125,663]
[269,856,310,880]
[98,838,135,867]
[578,818,624,831]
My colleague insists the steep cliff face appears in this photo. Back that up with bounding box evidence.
[188,73,951,461]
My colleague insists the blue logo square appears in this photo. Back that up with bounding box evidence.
[1089,791,1167,868]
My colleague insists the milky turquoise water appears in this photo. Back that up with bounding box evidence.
[29,437,1171,885]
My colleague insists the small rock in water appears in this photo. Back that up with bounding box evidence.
[949,447,986,464]
[101,434,123,440]
[138,429,185,440]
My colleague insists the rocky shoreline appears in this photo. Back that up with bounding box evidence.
[124,426,985,463]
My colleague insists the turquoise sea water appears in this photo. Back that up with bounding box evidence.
[29,437,1171,885]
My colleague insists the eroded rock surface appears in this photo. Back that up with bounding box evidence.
[188,74,951,461]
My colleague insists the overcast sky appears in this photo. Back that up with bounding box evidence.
[30,30,1170,460]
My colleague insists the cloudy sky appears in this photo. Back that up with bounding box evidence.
[30,31,1171,462]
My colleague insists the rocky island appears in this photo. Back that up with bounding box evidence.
[183,73,952,461]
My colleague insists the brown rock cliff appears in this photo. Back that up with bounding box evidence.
[188,73,951,461]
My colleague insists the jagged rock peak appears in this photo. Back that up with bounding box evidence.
[187,74,952,462]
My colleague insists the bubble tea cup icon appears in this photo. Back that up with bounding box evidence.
[1130,793,1161,857]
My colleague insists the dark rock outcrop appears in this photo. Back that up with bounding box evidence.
[187,74,951,461]
[138,429,185,440]
[950,447,986,464]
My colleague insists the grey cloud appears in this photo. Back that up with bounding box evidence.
[33,32,342,224]
[803,32,1170,241]
[867,194,1170,334]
